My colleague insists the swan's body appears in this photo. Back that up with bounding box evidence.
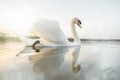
[19,17,81,47]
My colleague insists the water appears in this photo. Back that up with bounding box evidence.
[0,41,120,80]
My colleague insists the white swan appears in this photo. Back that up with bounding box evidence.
[19,17,81,47]
[32,17,81,46]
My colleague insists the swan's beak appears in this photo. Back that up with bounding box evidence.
[77,22,81,28]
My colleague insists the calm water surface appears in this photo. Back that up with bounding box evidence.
[0,41,120,80]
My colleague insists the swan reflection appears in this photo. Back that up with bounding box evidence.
[29,46,81,80]
[71,47,81,73]
[29,47,69,73]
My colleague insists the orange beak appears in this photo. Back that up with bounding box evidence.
[77,22,81,28]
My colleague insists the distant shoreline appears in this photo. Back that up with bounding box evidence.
[0,37,21,42]
[68,38,120,42]
[0,36,120,42]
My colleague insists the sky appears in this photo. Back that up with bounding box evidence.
[0,0,120,39]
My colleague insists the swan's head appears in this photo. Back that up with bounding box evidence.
[72,17,82,28]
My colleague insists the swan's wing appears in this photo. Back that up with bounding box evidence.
[32,18,69,44]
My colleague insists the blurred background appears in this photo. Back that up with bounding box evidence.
[0,0,120,42]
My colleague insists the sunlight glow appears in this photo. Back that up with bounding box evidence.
[4,10,36,35]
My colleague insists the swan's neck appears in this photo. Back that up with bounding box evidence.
[71,22,80,43]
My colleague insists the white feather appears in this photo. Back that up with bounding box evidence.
[32,18,69,45]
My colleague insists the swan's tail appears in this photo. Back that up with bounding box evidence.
[18,35,40,47]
